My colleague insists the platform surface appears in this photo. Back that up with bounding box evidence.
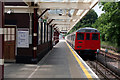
[4,40,98,79]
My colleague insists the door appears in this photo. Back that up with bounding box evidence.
[4,25,16,61]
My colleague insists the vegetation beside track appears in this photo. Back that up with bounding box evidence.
[93,2,120,48]
[101,41,120,52]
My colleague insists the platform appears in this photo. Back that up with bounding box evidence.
[4,40,99,79]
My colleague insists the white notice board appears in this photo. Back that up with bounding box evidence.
[17,28,29,48]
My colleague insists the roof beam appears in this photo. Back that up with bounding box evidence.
[38,8,50,19]
[58,26,69,31]
[38,2,91,9]
[56,25,70,28]
[23,0,31,6]
[52,21,70,25]
[53,23,70,25]
[73,9,79,16]
[68,10,87,32]
[48,15,81,20]
[49,15,71,19]
[5,6,34,13]
[52,24,57,27]
[48,19,55,25]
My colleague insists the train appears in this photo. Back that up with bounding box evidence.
[66,27,100,57]
[53,28,60,46]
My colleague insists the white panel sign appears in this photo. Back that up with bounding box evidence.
[17,28,29,48]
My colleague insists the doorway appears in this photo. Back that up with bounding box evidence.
[4,25,16,62]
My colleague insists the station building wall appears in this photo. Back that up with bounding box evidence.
[5,12,52,63]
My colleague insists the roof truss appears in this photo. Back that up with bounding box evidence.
[5,0,99,33]
[38,2,91,9]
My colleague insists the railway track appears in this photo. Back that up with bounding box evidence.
[83,48,120,79]
[86,59,120,80]
[100,49,120,61]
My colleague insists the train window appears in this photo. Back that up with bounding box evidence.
[77,33,84,40]
[85,29,92,32]
[92,34,98,40]
[86,33,90,40]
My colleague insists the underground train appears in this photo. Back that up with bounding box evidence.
[66,27,100,57]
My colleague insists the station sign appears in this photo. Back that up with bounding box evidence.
[43,19,47,22]
[17,28,29,48]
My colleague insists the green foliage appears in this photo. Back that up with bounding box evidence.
[92,2,120,47]
[67,9,98,35]
[101,41,118,48]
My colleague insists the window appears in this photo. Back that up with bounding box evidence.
[77,33,84,40]
[4,28,15,41]
[85,29,92,32]
[86,33,90,40]
[92,34,98,40]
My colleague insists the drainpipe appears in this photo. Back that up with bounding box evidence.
[29,13,32,44]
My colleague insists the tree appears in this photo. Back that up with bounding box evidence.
[92,2,120,46]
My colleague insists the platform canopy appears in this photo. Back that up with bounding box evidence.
[5,0,99,33]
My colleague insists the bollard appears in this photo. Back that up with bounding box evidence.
[105,49,108,75]
[97,49,100,54]
[105,49,108,53]
[118,60,120,69]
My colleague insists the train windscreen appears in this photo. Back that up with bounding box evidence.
[86,33,90,40]
[77,33,84,40]
[92,34,98,40]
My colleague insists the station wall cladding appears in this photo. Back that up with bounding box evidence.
[4,2,52,64]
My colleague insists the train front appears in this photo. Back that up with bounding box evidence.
[74,28,100,56]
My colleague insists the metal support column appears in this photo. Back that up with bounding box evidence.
[47,23,48,42]
[41,19,43,44]
[0,1,4,80]
[47,19,54,42]
[32,8,50,62]
[32,8,38,61]
[50,25,53,50]
[44,22,46,43]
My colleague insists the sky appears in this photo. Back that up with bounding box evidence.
[93,3,105,17]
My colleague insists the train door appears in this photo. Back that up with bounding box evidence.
[75,32,85,50]
[85,33,91,49]
[4,25,16,62]
[91,33,100,49]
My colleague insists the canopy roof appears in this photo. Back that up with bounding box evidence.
[5,0,99,33]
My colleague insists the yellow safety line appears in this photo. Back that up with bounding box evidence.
[66,41,93,80]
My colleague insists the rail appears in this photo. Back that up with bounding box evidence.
[87,60,120,80]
